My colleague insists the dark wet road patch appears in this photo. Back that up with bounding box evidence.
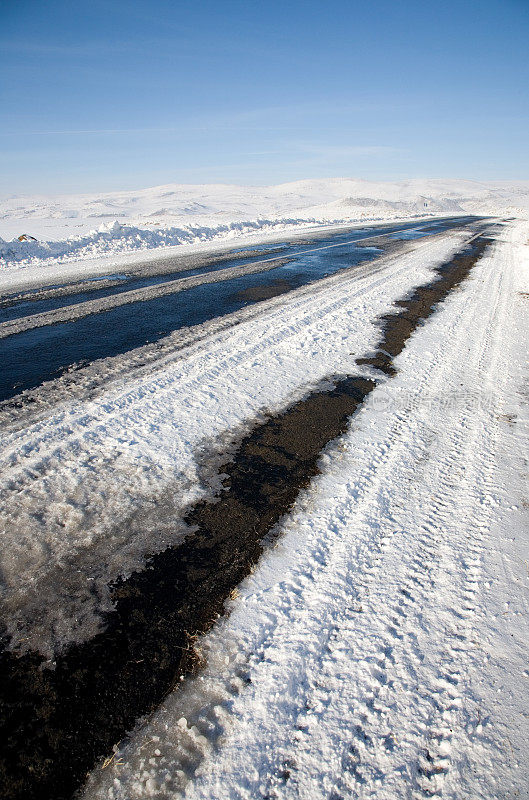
[0,242,380,403]
[0,248,289,323]
[0,216,482,405]
[234,279,294,301]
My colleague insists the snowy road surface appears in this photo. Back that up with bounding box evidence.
[0,218,527,800]
[0,227,474,655]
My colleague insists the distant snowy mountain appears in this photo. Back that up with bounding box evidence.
[1,178,527,272]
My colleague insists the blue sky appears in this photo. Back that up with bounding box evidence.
[1,0,528,194]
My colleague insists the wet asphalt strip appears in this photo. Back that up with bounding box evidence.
[0,235,491,800]
[0,217,481,404]
[0,217,475,321]
[0,246,290,322]
[0,242,378,403]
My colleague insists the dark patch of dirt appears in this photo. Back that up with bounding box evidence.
[0,236,491,800]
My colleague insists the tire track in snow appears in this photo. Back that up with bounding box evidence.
[279,245,505,800]
[240,300,484,799]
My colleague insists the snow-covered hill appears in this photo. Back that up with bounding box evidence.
[1,178,528,272]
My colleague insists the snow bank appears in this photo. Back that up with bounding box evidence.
[0,217,324,267]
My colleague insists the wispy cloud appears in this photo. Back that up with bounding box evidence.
[295,143,404,159]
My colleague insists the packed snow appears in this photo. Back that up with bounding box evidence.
[1,178,528,284]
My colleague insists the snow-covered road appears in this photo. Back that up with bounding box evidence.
[0,219,527,800]
[79,220,528,800]
[0,230,470,657]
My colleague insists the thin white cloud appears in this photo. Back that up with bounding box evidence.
[296,143,404,158]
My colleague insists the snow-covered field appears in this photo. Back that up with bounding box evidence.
[1,178,528,286]
[79,219,529,800]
